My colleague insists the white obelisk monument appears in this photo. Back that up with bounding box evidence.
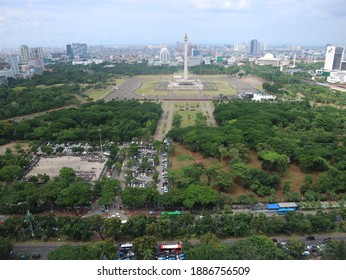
[184,33,188,80]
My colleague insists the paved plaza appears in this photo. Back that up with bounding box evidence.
[26,156,106,182]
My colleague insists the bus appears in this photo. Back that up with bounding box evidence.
[161,211,182,216]
[120,243,133,250]
[157,243,185,260]
[159,244,183,252]
[277,208,296,215]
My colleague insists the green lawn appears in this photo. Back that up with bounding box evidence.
[85,88,114,100]
[36,84,64,89]
[174,101,202,128]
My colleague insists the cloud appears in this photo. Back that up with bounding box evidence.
[259,0,346,18]
[189,0,250,10]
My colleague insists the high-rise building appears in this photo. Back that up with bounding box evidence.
[66,44,73,58]
[324,46,345,71]
[159,48,170,64]
[250,39,260,55]
[9,55,20,75]
[31,47,43,59]
[72,43,88,58]
[20,45,30,62]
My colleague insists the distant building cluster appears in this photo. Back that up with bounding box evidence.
[1,36,345,84]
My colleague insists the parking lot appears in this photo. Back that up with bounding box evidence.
[117,139,170,195]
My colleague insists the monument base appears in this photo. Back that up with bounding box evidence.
[168,78,204,90]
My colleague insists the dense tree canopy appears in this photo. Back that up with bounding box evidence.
[169,101,346,198]
[0,100,162,145]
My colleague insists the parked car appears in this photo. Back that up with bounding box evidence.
[306,236,315,241]
[32,253,41,260]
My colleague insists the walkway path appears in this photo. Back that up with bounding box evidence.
[154,101,174,141]
[200,101,217,127]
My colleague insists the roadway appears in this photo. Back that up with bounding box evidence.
[12,233,346,260]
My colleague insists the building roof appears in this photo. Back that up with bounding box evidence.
[263,53,275,59]
[266,203,280,210]
[278,202,299,208]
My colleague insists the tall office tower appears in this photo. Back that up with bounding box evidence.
[9,55,20,75]
[72,43,88,58]
[20,45,30,62]
[66,44,73,58]
[324,46,345,71]
[159,48,170,64]
[31,47,43,59]
[250,39,260,55]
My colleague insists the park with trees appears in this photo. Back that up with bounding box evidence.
[0,62,346,260]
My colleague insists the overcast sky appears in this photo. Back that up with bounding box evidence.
[1,0,345,48]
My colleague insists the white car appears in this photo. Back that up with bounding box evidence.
[116,213,121,218]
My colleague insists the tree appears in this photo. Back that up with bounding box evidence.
[205,163,220,185]
[87,240,118,260]
[183,184,220,210]
[213,171,233,192]
[48,245,96,260]
[172,113,183,128]
[258,150,289,172]
[104,217,121,241]
[56,182,91,208]
[87,215,106,240]
[2,217,24,241]
[186,233,230,260]
[0,165,23,182]
[286,238,305,259]
[227,235,284,260]
[0,237,14,260]
[133,235,157,260]
[322,240,346,260]
[283,180,291,194]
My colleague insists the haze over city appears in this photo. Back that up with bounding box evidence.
[1,0,346,48]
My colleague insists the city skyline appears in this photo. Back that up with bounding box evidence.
[0,0,346,48]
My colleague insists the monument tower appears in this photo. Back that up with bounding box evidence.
[168,33,203,90]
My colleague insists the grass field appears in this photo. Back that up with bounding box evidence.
[36,84,64,89]
[13,86,27,92]
[85,88,114,100]
[107,78,125,87]
[174,102,202,127]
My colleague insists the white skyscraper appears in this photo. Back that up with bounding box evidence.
[20,45,30,62]
[159,48,170,64]
[324,46,345,71]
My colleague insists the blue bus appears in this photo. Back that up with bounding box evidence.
[277,208,296,215]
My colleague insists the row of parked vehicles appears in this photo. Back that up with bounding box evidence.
[161,139,169,193]
[117,242,185,260]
